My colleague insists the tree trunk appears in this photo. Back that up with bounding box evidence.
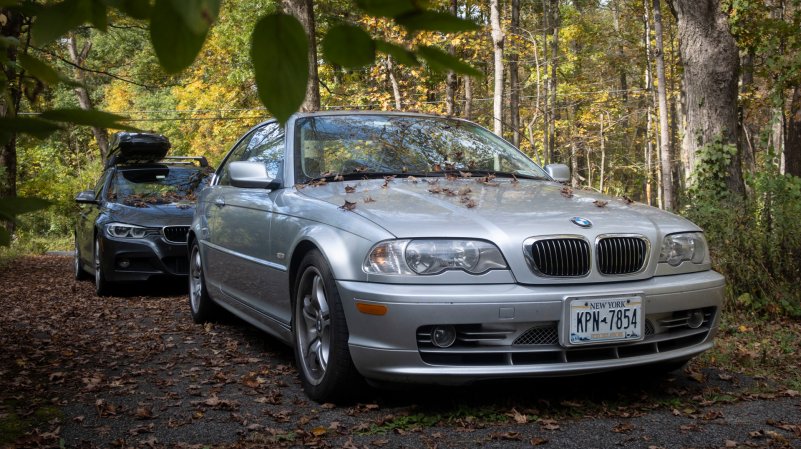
[611,0,628,103]
[786,85,801,177]
[509,0,520,147]
[652,0,673,210]
[548,0,559,161]
[644,1,655,206]
[0,8,24,200]
[490,0,504,136]
[541,0,550,163]
[463,74,472,120]
[384,56,402,110]
[739,48,757,180]
[282,0,320,112]
[445,0,458,116]
[66,35,110,160]
[668,0,744,196]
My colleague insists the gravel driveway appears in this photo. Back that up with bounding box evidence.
[1,255,799,448]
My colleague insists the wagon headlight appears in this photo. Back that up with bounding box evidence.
[106,222,148,239]
[364,239,507,275]
[659,232,708,266]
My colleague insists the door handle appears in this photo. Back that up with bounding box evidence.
[214,197,225,207]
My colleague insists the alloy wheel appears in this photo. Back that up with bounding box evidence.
[296,268,331,385]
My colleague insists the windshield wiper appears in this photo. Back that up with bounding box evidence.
[420,169,550,181]
[301,171,424,184]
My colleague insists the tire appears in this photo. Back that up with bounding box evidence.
[188,239,219,323]
[74,238,90,281]
[94,237,113,296]
[293,250,359,402]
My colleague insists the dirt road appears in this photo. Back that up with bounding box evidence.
[1,256,799,448]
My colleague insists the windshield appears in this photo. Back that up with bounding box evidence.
[108,166,212,207]
[294,115,548,180]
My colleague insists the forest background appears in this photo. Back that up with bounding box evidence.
[1,0,800,317]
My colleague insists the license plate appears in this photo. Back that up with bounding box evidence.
[568,296,643,345]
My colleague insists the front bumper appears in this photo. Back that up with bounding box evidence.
[337,270,725,383]
[98,234,189,282]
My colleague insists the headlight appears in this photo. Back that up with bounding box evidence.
[364,239,508,275]
[106,222,149,239]
[659,232,707,266]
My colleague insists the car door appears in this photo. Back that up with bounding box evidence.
[202,129,257,291]
[76,171,111,269]
[208,122,288,324]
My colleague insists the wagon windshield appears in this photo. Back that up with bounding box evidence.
[108,166,212,207]
[295,115,548,180]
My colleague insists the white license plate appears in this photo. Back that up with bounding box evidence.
[568,296,643,345]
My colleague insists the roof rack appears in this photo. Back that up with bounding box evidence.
[113,156,209,168]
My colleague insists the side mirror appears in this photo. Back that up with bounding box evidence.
[545,164,570,183]
[229,161,279,189]
[75,190,97,204]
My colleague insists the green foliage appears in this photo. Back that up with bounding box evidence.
[149,0,220,73]
[322,24,376,68]
[685,150,801,317]
[251,13,310,124]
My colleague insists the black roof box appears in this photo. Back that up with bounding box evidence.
[107,132,171,167]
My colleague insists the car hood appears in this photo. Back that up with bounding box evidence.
[297,177,700,284]
[106,202,195,227]
[297,177,697,239]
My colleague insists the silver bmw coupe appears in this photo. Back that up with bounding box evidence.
[188,111,724,402]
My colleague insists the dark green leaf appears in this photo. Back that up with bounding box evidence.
[417,46,482,77]
[0,116,62,139]
[89,0,108,31]
[150,0,214,73]
[39,108,138,130]
[250,13,308,124]
[396,10,480,33]
[322,24,375,68]
[355,0,417,18]
[168,0,221,35]
[376,40,419,67]
[0,197,50,245]
[32,0,91,45]
[104,0,152,20]
[0,197,51,219]
[18,53,62,85]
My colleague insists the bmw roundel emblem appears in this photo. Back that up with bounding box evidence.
[571,217,592,228]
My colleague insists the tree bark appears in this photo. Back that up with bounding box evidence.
[786,85,801,177]
[445,0,458,116]
[490,0,504,136]
[66,35,110,160]
[548,0,559,161]
[509,0,520,147]
[282,0,320,112]
[541,0,550,163]
[611,0,628,103]
[463,74,472,120]
[668,0,744,196]
[0,8,24,200]
[384,56,402,110]
[652,0,673,210]
[644,1,655,206]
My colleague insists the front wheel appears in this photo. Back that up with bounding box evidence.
[293,250,359,402]
[94,237,113,296]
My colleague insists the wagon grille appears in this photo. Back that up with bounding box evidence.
[597,236,648,275]
[162,226,190,244]
[527,238,590,277]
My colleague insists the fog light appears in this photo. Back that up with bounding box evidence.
[431,325,456,348]
[687,310,705,329]
[118,258,131,269]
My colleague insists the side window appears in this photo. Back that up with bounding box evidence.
[217,130,257,186]
[242,123,285,180]
[95,171,111,201]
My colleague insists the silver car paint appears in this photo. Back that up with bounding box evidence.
[191,111,724,383]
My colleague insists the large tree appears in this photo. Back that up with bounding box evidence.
[668,0,744,196]
[282,0,320,112]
